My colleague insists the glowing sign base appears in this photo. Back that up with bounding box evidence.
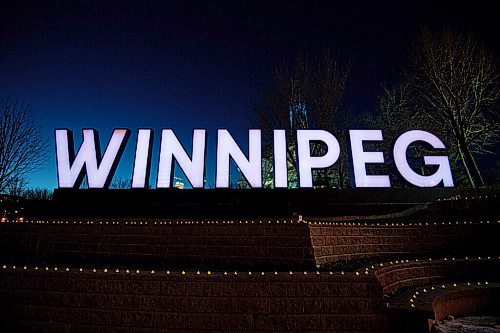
[50,187,459,219]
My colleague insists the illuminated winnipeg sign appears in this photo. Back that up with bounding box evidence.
[55,129,454,189]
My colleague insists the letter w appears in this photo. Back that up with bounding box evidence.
[55,129,130,188]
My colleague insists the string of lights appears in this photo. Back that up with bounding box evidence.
[1,256,498,277]
[1,219,498,226]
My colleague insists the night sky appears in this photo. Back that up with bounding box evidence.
[1,0,498,189]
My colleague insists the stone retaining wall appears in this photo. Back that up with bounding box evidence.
[0,220,315,270]
[432,287,500,321]
[1,220,498,270]
[0,268,388,332]
[375,259,500,295]
[309,223,499,266]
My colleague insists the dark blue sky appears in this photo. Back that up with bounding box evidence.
[1,0,498,189]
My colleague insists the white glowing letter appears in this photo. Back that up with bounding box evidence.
[157,129,206,188]
[216,129,261,188]
[55,128,130,188]
[132,129,153,188]
[349,129,390,187]
[273,129,288,188]
[394,130,454,187]
[296,129,340,188]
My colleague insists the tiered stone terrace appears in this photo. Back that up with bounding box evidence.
[1,212,498,331]
[1,218,498,269]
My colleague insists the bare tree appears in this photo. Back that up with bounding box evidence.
[367,82,468,186]
[24,188,53,200]
[0,99,49,193]
[253,53,350,188]
[409,29,500,187]
[110,176,131,189]
[7,176,28,196]
[373,82,419,134]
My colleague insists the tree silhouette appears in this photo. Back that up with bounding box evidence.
[0,99,48,193]
[365,82,419,186]
[6,176,28,196]
[110,176,131,189]
[253,54,350,188]
[409,29,500,187]
[370,29,500,188]
[23,188,53,200]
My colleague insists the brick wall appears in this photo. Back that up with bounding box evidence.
[375,259,500,295]
[432,287,500,320]
[0,220,315,270]
[309,223,499,266]
[1,220,498,270]
[0,269,388,332]
[374,259,500,333]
